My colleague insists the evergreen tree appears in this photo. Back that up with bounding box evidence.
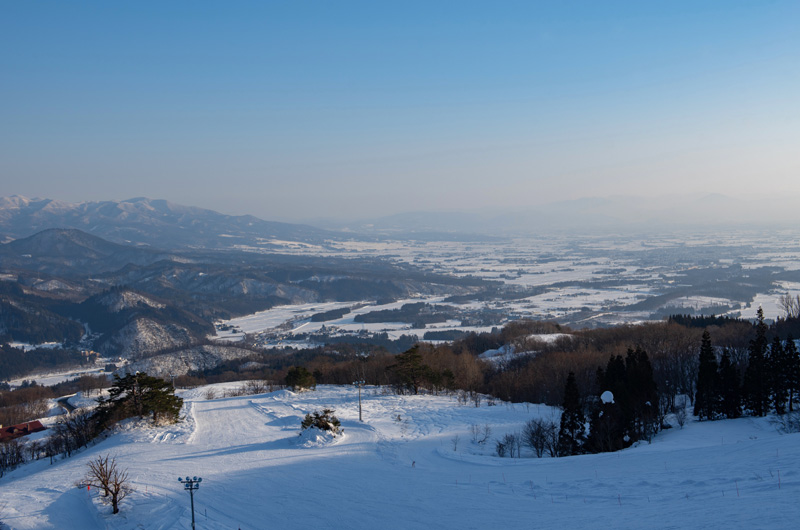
[285,366,316,391]
[694,330,719,420]
[785,336,799,412]
[768,337,789,414]
[744,307,770,416]
[96,372,182,427]
[391,345,430,395]
[587,349,658,452]
[603,355,629,424]
[587,355,628,453]
[586,392,624,453]
[717,349,741,419]
[557,372,585,456]
[625,348,659,442]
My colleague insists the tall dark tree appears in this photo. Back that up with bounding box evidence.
[391,345,430,395]
[587,355,627,453]
[694,330,719,420]
[603,355,629,422]
[557,372,585,456]
[785,336,800,412]
[625,348,659,442]
[587,349,658,452]
[768,337,789,414]
[717,349,741,419]
[744,307,770,416]
[586,393,624,453]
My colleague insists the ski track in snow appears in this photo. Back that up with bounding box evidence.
[1,385,799,529]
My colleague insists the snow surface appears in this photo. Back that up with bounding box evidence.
[213,298,498,348]
[2,385,799,529]
[6,362,113,389]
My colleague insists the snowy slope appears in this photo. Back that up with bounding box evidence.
[1,386,798,529]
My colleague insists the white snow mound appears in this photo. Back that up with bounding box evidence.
[297,426,341,447]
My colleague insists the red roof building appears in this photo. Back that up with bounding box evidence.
[0,420,46,442]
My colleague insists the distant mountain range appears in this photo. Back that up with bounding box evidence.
[0,228,173,276]
[2,193,797,252]
[0,195,344,250]
[327,193,800,235]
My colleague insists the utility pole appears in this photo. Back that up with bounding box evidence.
[178,476,202,530]
[353,380,365,422]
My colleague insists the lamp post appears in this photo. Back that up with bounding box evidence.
[353,380,365,422]
[178,476,202,530]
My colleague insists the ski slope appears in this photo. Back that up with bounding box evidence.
[1,385,798,529]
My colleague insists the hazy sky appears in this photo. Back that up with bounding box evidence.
[2,1,798,222]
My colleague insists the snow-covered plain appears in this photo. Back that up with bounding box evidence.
[6,359,116,390]
[2,385,798,529]
[213,298,498,348]
[209,232,800,345]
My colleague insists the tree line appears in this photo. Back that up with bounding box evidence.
[695,307,800,420]
[0,372,181,477]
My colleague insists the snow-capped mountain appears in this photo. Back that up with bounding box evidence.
[0,195,341,250]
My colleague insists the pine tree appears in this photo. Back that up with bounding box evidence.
[744,307,770,416]
[694,330,719,420]
[718,349,741,419]
[96,372,182,427]
[391,345,430,395]
[557,372,585,456]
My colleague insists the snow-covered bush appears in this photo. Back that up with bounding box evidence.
[300,408,341,436]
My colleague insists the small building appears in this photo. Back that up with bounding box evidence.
[0,420,46,443]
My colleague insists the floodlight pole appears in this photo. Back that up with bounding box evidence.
[353,380,365,422]
[178,476,202,530]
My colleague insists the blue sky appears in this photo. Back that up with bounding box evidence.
[1,1,798,222]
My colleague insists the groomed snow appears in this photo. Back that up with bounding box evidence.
[1,385,798,529]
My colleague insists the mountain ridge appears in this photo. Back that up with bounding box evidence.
[0,195,343,250]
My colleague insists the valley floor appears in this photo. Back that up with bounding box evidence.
[1,385,798,529]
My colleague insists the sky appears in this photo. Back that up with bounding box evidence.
[1,1,799,223]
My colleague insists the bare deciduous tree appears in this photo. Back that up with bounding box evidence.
[244,379,268,395]
[674,396,688,429]
[496,432,521,458]
[470,391,482,408]
[84,455,132,514]
[778,294,800,319]
[523,418,559,458]
[469,423,480,443]
[480,424,491,444]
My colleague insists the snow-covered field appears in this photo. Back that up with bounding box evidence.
[213,298,498,348]
[208,232,800,344]
[2,385,798,529]
[6,359,117,390]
